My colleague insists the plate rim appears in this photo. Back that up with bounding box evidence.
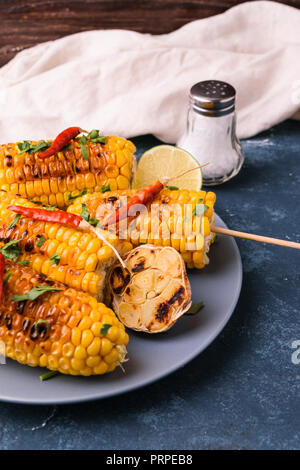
[0,213,242,405]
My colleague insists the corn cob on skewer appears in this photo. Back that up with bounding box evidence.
[0,191,133,299]
[0,136,136,208]
[67,189,216,269]
[0,260,129,376]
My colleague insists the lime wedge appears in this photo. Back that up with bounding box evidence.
[133,145,202,190]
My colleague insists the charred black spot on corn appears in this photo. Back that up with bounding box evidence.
[25,239,34,252]
[16,300,26,314]
[22,318,31,333]
[4,314,12,330]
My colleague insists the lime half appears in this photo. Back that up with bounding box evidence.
[133,145,202,190]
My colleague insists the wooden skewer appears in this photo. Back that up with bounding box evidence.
[160,163,210,185]
[212,226,300,250]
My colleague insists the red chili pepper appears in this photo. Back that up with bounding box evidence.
[38,126,85,159]
[0,252,5,304]
[103,180,164,227]
[8,205,82,228]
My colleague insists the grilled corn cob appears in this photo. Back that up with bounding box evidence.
[67,189,216,269]
[0,191,133,300]
[0,136,136,208]
[108,245,192,333]
[0,260,129,375]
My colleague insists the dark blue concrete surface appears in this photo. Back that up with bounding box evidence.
[0,120,299,450]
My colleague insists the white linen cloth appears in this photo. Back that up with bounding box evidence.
[0,0,299,143]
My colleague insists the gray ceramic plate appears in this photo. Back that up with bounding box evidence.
[0,213,242,405]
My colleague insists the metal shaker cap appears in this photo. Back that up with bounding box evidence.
[189,80,236,117]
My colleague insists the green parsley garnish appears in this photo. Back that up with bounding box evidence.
[80,204,99,226]
[34,319,50,331]
[40,371,58,382]
[7,214,21,230]
[99,184,111,193]
[87,129,99,140]
[3,272,12,284]
[49,253,60,265]
[100,324,112,335]
[36,236,46,248]
[191,199,209,217]
[44,205,57,211]
[0,239,21,262]
[165,185,179,191]
[31,200,43,205]
[89,216,99,227]
[79,135,88,161]
[11,285,63,302]
[186,302,204,315]
[18,260,30,266]
[80,203,90,222]
[67,189,87,202]
[87,129,107,144]
[17,140,52,155]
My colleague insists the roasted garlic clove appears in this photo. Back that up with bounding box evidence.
[108,245,192,333]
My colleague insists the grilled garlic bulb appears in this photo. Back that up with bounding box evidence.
[108,245,192,333]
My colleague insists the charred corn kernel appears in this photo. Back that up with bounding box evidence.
[0,136,135,207]
[67,187,216,269]
[0,260,128,376]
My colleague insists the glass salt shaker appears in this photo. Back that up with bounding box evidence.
[177,80,244,185]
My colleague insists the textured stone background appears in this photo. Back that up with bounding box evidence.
[0,120,299,450]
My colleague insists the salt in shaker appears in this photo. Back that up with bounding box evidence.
[177,80,244,185]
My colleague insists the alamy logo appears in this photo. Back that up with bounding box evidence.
[291,340,300,365]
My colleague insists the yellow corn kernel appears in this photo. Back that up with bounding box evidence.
[101,337,113,356]
[86,356,100,368]
[116,175,129,189]
[81,329,94,348]
[62,342,75,357]
[74,345,87,360]
[104,347,120,365]
[93,361,108,375]
[87,337,101,356]
[116,149,127,167]
[71,328,82,346]
[71,358,86,371]
[58,357,71,371]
